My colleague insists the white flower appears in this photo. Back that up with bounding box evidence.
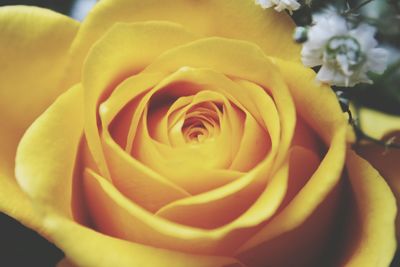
[255,0,301,14]
[301,9,388,87]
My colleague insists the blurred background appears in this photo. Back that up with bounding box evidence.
[0,0,399,266]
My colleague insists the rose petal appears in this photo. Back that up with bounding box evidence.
[101,134,191,212]
[269,58,346,144]
[237,146,335,267]
[82,22,198,178]
[15,85,84,218]
[237,125,346,252]
[42,212,245,267]
[83,158,288,254]
[0,6,79,140]
[144,37,295,173]
[132,89,239,172]
[231,79,278,171]
[83,168,233,254]
[356,125,400,239]
[339,150,397,266]
[122,38,295,231]
[156,150,289,230]
[0,6,78,226]
[96,72,191,212]
[121,68,279,226]
[65,0,300,88]
[357,107,400,140]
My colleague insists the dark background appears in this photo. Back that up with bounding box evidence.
[0,1,399,267]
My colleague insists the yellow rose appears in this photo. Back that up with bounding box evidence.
[0,1,397,267]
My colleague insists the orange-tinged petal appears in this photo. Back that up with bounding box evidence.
[83,164,285,254]
[15,85,84,218]
[108,67,272,198]
[237,125,347,253]
[84,169,226,254]
[339,150,397,267]
[97,71,192,212]
[121,39,296,234]
[356,141,400,239]
[230,80,277,171]
[99,72,166,127]
[237,147,338,267]
[101,133,190,212]
[65,0,300,88]
[350,103,400,242]
[132,89,239,173]
[270,58,346,144]
[82,22,197,178]
[156,150,288,230]
[144,37,295,173]
[42,213,245,267]
[0,5,78,227]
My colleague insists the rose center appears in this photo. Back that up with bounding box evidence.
[181,104,221,143]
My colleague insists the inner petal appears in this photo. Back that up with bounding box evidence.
[181,103,221,143]
[133,90,243,193]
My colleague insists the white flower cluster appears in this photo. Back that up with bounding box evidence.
[255,0,301,14]
[301,9,388,87]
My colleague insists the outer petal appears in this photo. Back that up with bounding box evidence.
[15,85,84,218]
[42,213,245,267]
[270,58,346,144]
[355,107,400,239]
[82,22,198,178]
[357,107,400,140]
[64,0,300,87]
[0,6,79,226]
[340,150,397,267]
[237,126,347,253]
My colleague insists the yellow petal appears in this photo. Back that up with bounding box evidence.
[351,104,400,241]
[83,165,285,254]
[0,6,79,133]
[131,88,239,174]
[156,150,289,230]
[15,85,84,218]
[231,79,277,171]
[356,142,400,240]
[0,173,40,231]
[83,169,227,254]
[98,72,191,212]
[340,150,397,267]
[144,37,295,173]
[237,125,347,253]
[270,58,347,144]
[237,147,337,267]
[101,134,191,213]
[65,0,300,88]
[357,107,400,140]
[82,21,197,178]
[0,5,78,227]
[42,213,245,267]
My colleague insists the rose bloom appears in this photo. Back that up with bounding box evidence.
[0,1,399,267]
